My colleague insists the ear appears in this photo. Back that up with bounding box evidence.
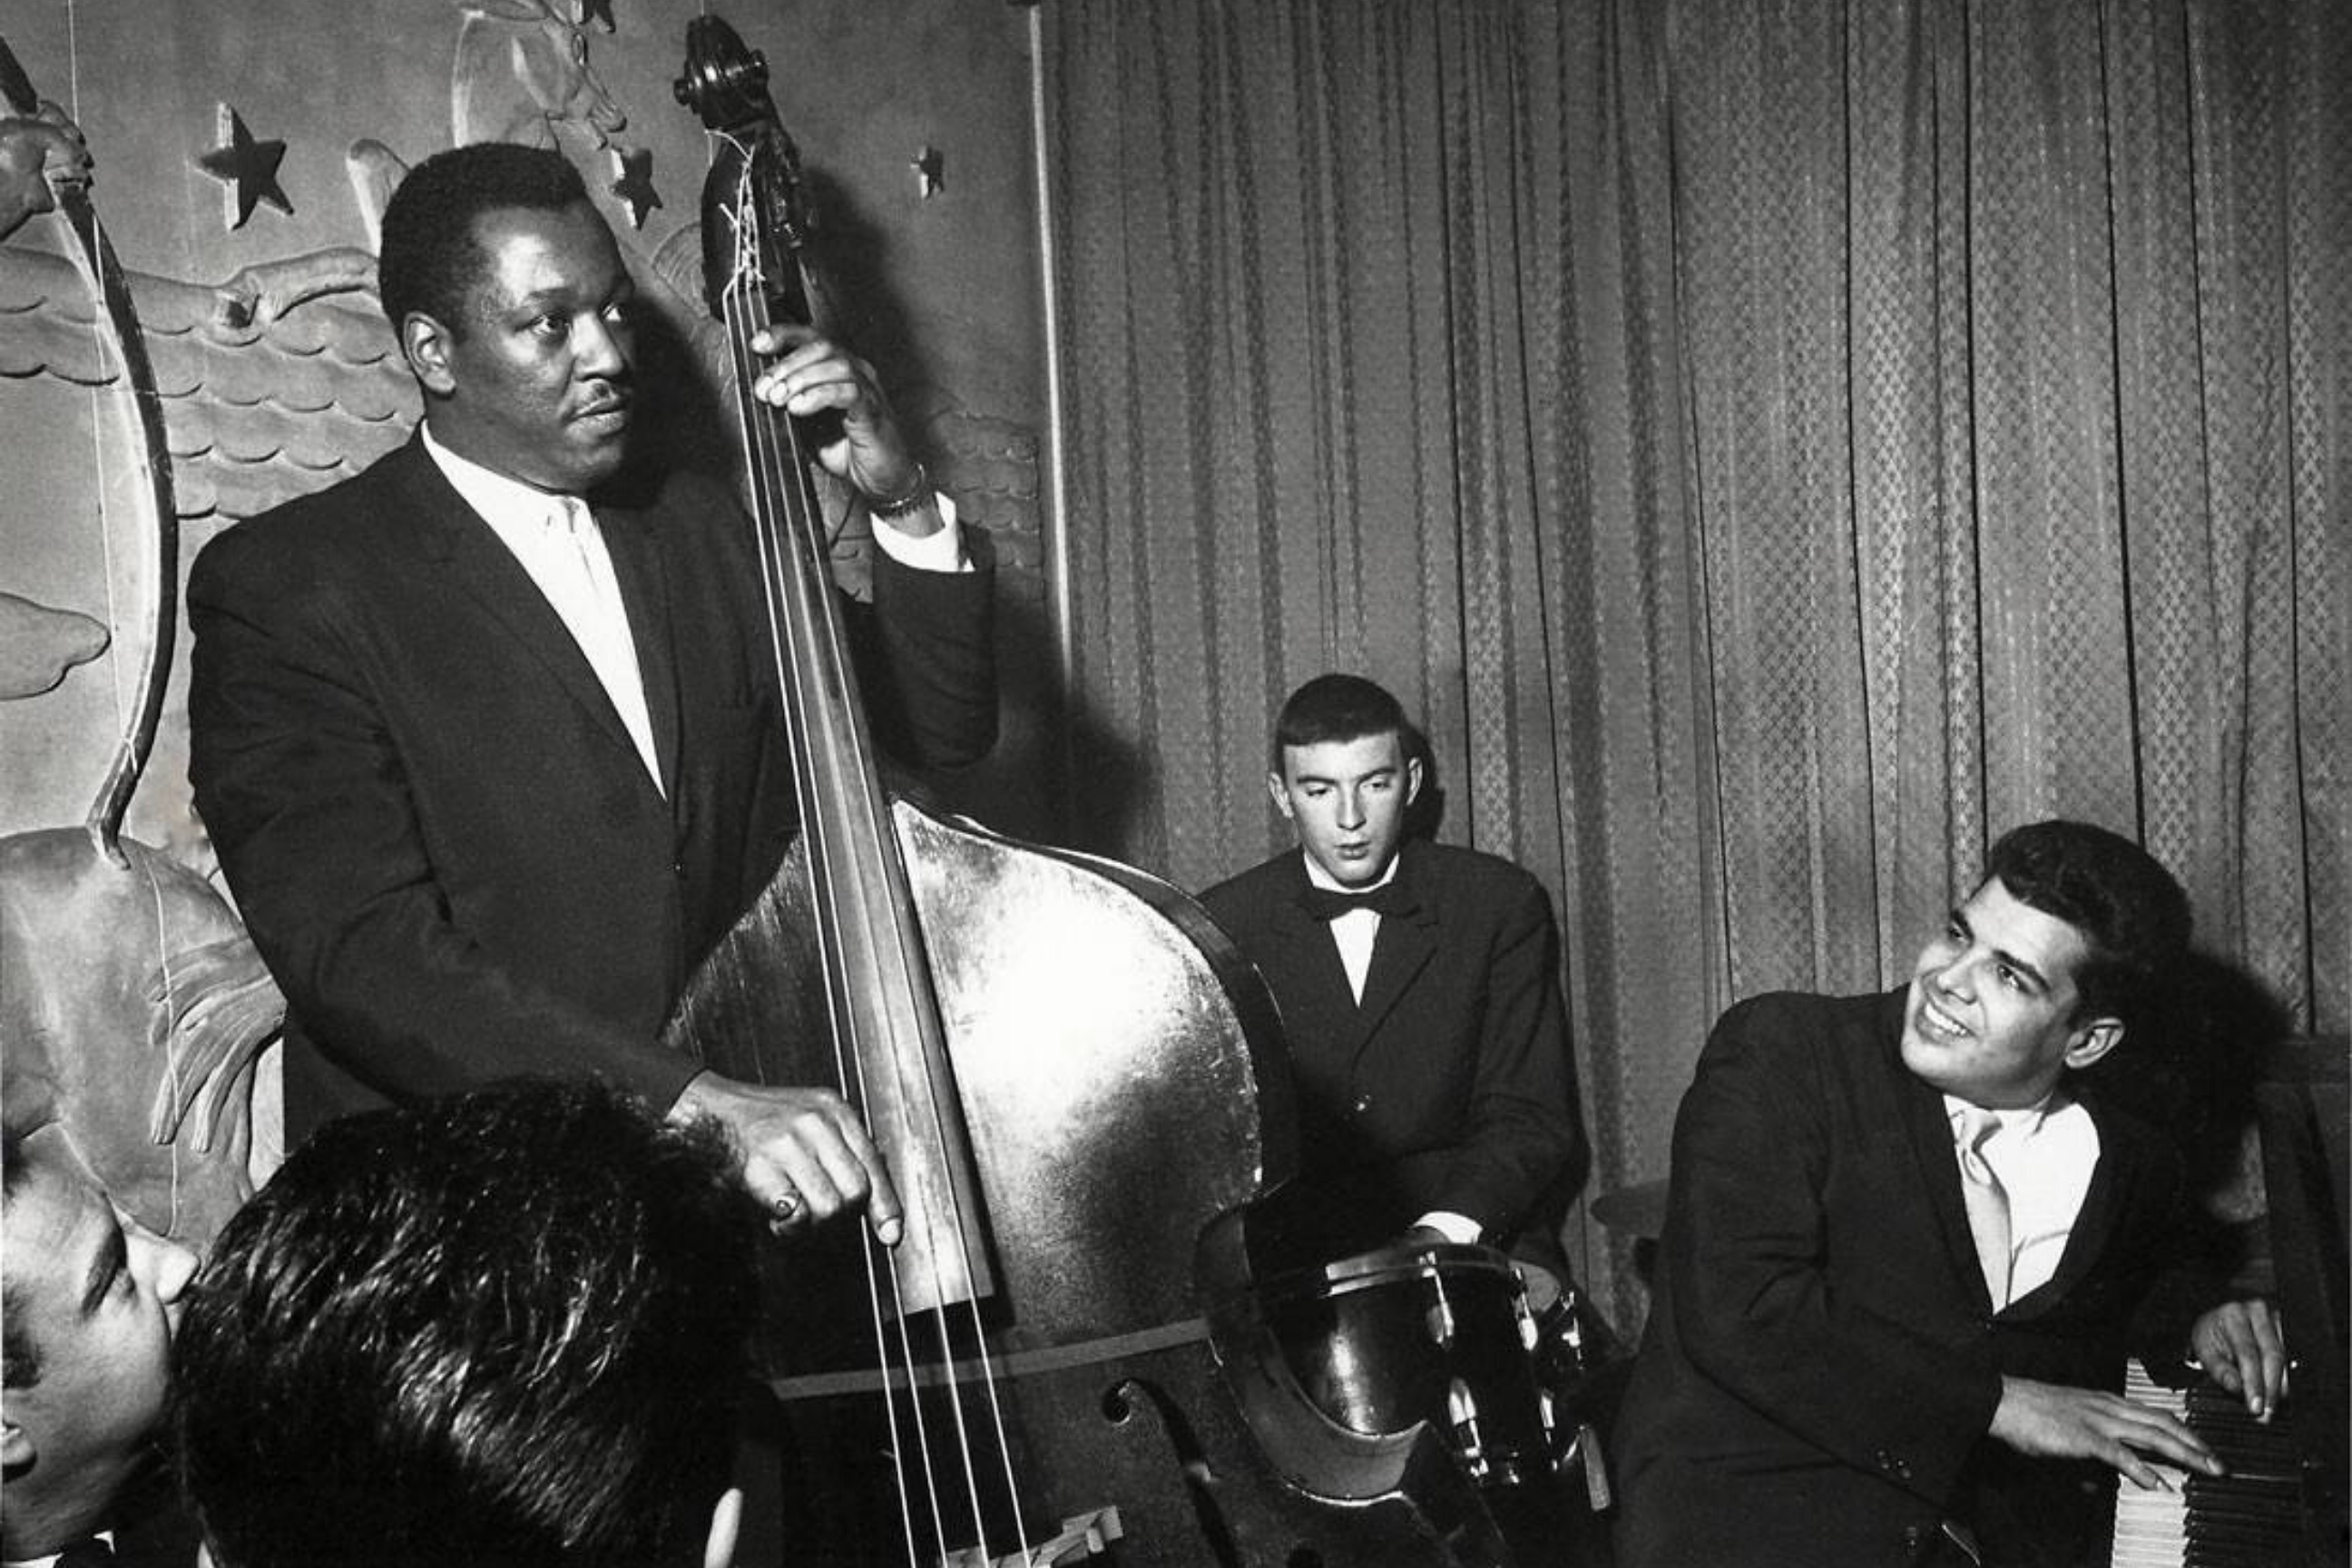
[1266,770,1294,820]
[1404,754,1425,805]
[401,312,458,397]
[2063,1016,2123,1073]
[3,1409,34,1473]
[701,1486,742,1568]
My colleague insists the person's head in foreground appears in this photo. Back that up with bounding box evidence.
[172,1078,762,1568]
[2,1124,198,1556]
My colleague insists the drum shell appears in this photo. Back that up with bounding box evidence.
[1258,1243,1557,1485]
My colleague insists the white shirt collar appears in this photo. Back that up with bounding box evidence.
[1299,848,1403,896]
[421,422,579,530]
[1942,1087,2070,1141]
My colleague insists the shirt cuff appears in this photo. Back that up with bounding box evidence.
[871,490,969,573]
[1414,1210,1484,1245]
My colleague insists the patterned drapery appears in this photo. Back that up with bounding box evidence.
[1039,0,2347,1331]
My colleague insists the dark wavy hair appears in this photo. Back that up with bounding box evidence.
[1983,819,2191,1030]
[376,142,591,339]
[1271,673,1409,769]
[172,1079,761,1568]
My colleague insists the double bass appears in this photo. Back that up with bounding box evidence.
[665,16,1522,1566]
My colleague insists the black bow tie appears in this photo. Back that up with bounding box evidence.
[1298,881,1415,921]
[55,1539,115,1568]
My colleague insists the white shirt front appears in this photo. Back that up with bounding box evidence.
[1300,854,1396,1004]
[1942,1090,2101,1307]
[425,427,665,793]
[1300,851,1480,1247]
[423,427,970,799]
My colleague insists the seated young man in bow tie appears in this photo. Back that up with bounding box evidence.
[172,1079,762,1568]
[1612,820,2288,1568]
[2,1128,199,1568]
[1200,673,1587,1300]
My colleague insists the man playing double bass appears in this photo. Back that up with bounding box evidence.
[188,142,996,1234]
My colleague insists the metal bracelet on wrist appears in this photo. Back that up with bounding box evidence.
[865,462,935,521]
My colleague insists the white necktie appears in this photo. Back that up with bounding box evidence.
[543,497,663,795]
[1954,1105,2013,1308]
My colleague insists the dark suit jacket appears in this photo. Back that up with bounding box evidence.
[1199,840,1583,1267]
[108,1466,199,1568]
[14,1464,201,1568]
[188,435,994,1140]
[1613,989,2222,1568]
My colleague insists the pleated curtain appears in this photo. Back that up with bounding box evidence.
[1038,0,2347,1330]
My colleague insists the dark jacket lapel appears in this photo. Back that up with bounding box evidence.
[389,437,658,790]
[1268,855,1370,1041]
[1887,997,2002,1313]
[1351,844,1438,1048]
[2003,1091,2141,1317]
[596,499,681,799]
[1896,1009,2149,1321]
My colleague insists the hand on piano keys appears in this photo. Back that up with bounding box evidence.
[2103,1359,2316,1568]
[1988,1375,2222,1492]
[2186,1297,2291,1423]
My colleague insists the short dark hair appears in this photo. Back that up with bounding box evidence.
[376,142,592,338]
[1272,673,1409,771]
[2,1126,40,1387]
[173,1080,761,1568]
[1983,819,2191,1029]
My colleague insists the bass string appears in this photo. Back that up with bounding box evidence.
[722,277,938,1551]
[712,172,1039,1564]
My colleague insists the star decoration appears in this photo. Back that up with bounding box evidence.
[196,104,291,230]
[911,145,943,200]
[608,144,660,230]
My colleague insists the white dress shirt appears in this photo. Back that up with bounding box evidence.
[426,428,664,791]
[422,427,970,798]
[1941,1090,2101,1307]
[1301,854,1392,1005]
[1301,852,1481,1247]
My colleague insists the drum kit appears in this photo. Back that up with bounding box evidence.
[1241,1183,1667,1562]
[1250,1241,1620,1531]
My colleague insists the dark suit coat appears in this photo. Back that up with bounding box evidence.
[188,435,995,1141]
[1613,989,2222,1568]
[105,1466,199,1568]
[10,1464,200,1568]
[1199,840,1583,1263]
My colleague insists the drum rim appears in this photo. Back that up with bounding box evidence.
[1259,1241,1524,1300]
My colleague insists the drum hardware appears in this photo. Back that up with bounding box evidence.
[1426,1279,1458,1348]
[1559,1422,1613,1512]
[1533,1284,1594,1382]
[1446,1377,1487,1478]
[1255,1242,1564,1490]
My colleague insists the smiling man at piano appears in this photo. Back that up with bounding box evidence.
[1613,820,2288,1568]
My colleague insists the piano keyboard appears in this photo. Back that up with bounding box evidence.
[2104,1359,2312,1567]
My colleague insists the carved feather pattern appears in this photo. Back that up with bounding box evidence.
[0,244,416,525]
